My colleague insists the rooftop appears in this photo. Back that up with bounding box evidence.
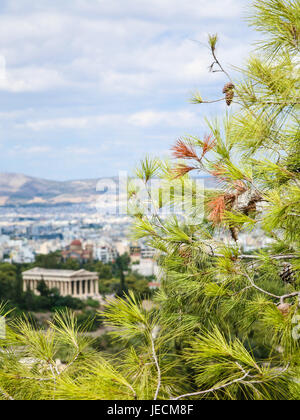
[22,267,98,278]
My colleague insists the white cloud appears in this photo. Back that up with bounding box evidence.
[0,0,252,94]
[0,0,254,179]
[9,145,52,155]
[3,0,245,20]
[21,109,201,131]
[128,110,199,128]
[23,114,122,130]
[0,55,67,92]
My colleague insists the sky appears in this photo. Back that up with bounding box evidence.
[0,0,256,181]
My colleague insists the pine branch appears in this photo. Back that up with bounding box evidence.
[17,376,53,382]
[209,44,232,83]
[172,371,250,400]
[151,331,162,401]
[213,253,298,261]
[242,271,281,299]
[242,271,300,303]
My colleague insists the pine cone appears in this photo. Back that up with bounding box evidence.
[277,303,291,316]
[280,263,295,283]
[222,82,235,93]
[222,83,235,106]
[225,90,234,106]
[179,244,192,262]
[232,190,262,216]
[230,227,239,242]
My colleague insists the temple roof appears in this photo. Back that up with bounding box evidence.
[22,267,98,279]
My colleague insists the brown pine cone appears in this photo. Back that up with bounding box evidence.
[222,82,235,94]
[280,263,295,283]
[230,226,239,242]
[277,303,291,316]
[225,90,234,106]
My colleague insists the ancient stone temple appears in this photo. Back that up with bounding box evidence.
[22,267,99,298]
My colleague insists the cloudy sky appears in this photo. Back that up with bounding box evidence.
[0,0,255,181]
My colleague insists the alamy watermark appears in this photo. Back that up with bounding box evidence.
[292,315,300,341]
[95,171,205,225]
[0,316,5,340]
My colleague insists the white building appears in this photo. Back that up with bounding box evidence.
[94,242,117,263]
[141,246,156,259]
[132,259,161,278]
[22,268,99,299]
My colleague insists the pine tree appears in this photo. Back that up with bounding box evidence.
[0,0,299,400]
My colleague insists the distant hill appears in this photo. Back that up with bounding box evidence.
[0,173,219,207]
[0,173,102,206]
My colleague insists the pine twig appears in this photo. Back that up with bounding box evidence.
[151,332,161,401]
[172,371,250,400]
[210,48,232,83]
[242,271,300,303]
[243,271,281,299]
[17,376,53,382]
[213,253,298,261]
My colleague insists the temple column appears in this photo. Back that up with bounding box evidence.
[95,280,99,295]
[91,280,94,295]
[79,280,83,297]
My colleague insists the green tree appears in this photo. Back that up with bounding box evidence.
[36,280,50,298]
[62,258,81,271]
[34,252,62,269]
[94,261,113,280]
[0,264,17,302]
[124,0,300,399]
[114,254,130,296]
[126,273,151,298]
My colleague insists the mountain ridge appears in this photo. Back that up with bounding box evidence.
[0,172,103,206]
[0,172,218,206]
